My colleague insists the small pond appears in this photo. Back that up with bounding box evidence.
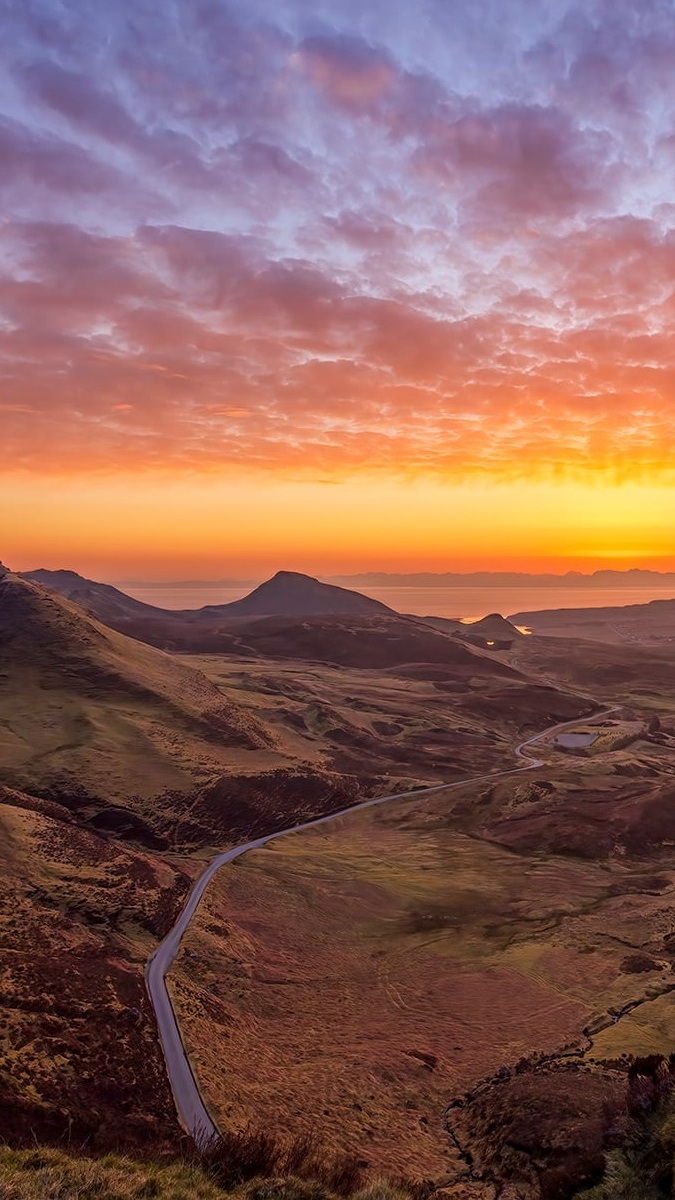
[555,731,599,749]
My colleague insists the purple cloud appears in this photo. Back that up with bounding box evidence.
[1,0,675,482]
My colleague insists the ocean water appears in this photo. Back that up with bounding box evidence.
[119,582,675,620]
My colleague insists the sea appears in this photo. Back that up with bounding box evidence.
[118,582,675,621]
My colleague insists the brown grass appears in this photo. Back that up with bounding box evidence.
[170,739,675,1182]
[201,1128,364,1195]
[0,1147,220,1199]
[0,788,190,1149]
[0,1145,421,1200]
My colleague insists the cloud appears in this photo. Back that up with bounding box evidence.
[0,116,127,196]
[1,1,675,483]
[294,34,398,113]
[2,208,675,480]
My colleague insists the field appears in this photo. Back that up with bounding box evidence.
[186,650,589,789]
[169,732,675,1182]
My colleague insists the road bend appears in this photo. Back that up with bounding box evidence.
[146,707,615,1144]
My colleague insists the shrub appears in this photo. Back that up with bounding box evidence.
[199,1127,365,1197]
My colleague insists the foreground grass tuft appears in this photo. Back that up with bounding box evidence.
[201,1128,364,1195]
[0,1147,421,1200]
[0,1146,222,1199]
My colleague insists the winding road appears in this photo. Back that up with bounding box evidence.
[145,708,613,1145]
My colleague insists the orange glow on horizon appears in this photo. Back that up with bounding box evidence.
[4,3,675,586]
[3,468,675,580]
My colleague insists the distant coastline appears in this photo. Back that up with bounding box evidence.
[114,569,675,590]
[118,575,675,621]
[329,569,675,588]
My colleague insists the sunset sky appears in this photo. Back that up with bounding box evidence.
[2,0,675,577]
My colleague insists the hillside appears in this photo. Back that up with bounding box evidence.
[0,572,271,839]
[23,568,172,622]
[509,596,675,643]
[511,629,675,705]
[198,570,394,618]
[2,572,588,850]
[0,566,593,1167]
[24,569,394,641]
[0,781,185,1147]
[198,611,521,670]
[170,714,675,1189]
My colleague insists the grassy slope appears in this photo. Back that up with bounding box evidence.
[509,598,675,644]
[169,730,675,1182]
[0,573,589,850]
[0,1148,222,1200]
[7,570,660,1188]
[0,574,273,833]
[0,1147,417,1200]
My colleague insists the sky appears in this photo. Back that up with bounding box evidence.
[2,0,675,578]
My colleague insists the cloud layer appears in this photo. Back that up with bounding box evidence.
[2,0,675,480]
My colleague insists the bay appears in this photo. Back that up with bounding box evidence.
[119,582,675,620]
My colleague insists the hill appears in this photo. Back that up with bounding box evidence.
[24,568,394,631]
[3,572,578,849]
[196,611,521,670]
[466,612,523,640]
[422,612,522,648]
[197,570,393,618]
[1,572,590,848]
[22,569,399,652]
[509,596,675,643]
[23,568,172,622]
[0,571,270,839]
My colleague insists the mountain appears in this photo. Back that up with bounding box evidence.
[20,568,397,651]
[195,570,394,618]
[23,568,394,629]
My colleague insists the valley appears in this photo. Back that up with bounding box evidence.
[166,717,675,1186]
[2,564,675,1198]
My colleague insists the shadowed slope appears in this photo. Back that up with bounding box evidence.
[0,572,269,824]
[24,568,394,626]
[208,611,522,670]
[200,570,393,618]
[0,781,186,1148]
[23,568,172,622]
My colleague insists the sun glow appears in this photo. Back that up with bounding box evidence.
[3,469,674,577]
[3,2,675,576]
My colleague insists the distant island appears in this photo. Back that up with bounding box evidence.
[329,569,675,587]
